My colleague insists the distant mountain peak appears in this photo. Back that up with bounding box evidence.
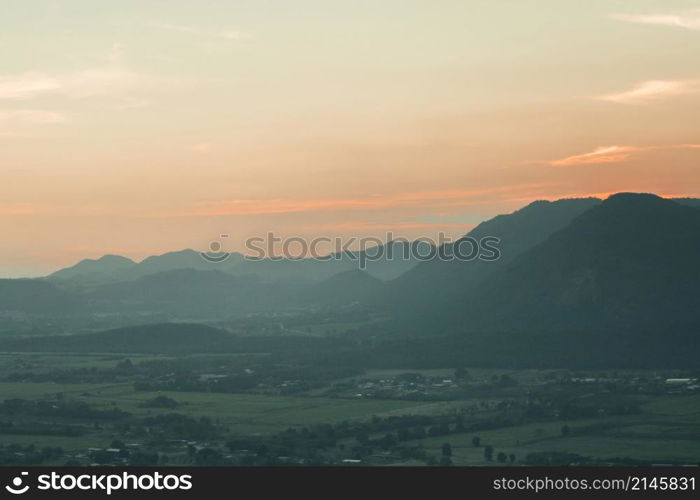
[138,248,199,263]
[49,254,136,282]
[604,192,664,204]
[84,254,134,264]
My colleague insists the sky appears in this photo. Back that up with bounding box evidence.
[1,0,700,276]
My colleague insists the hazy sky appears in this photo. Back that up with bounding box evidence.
[2,0,700,276]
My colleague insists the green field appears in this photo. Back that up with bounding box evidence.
[0,381,454,446]
[0,355,698,466]
[0,353,170,372]
[405,395,700,466]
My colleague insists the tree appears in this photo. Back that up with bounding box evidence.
[484,445,494,461]
[497,452,507,463]
[561,425,570,437]
[509,453,516,464]
[472,436,481,447]
[439,456,453,467]
[441,443,452,457]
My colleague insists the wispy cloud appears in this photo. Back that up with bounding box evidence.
[612,9,700,31]
[297,220,473,231]
[0,109,68,125]
[0,74,61,100]
[0,203,43,216]
[597,80,699,104]
[0,184,549,220]
[547,146,641,167]
[546,144,700,167]
[163,184,549,217]
[0,67,174,102]
[220,31,247,40]
[151,21,248,40]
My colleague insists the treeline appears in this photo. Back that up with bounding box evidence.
[0,398,130,420]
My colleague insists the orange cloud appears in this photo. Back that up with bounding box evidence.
[545,144,700,167]
[547,146,640,166]
[298,221,473,231]
[167,184,551,217]
[0,203,43,216]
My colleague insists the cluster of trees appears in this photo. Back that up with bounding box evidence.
[5,366,121,384]
[141,413,221,441]
[138,395,180,409]
[481,444,516,464]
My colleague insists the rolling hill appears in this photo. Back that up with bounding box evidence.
[378,193,700,367]
[385,197,602,328]
[461,193,700,332]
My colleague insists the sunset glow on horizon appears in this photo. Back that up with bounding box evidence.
[2,0,700,276]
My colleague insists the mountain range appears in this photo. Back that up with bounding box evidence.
[48,241,429,286]
[1,192,699,368]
